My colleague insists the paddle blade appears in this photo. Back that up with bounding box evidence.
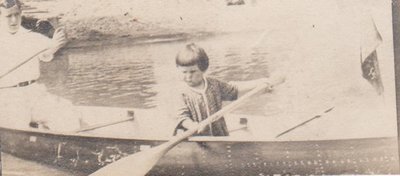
[89,143,170,176]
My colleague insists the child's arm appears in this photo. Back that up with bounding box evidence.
[175,95,203,133]
[229,78,273,97]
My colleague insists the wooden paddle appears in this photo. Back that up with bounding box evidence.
[275,107,334,138]
[0,48,48,80]
[73,117,135,133]
[90,76,285,176]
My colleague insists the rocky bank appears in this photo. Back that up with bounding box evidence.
[20,0,268,47]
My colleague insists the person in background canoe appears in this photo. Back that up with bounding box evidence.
[0,0,82,131]
[174,43,275,136]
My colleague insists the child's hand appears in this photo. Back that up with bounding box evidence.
[258,78,274,91]
[182,120,199,130]
[182,120,208,134]
[260,75,286,91]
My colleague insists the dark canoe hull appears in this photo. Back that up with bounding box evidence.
[0,127,399,175]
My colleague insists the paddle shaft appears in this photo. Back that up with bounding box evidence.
[275,107,334,138]
[0,48,49,80]
[74,117,134,133]
[187,84,267,135]
[90,77,285,176]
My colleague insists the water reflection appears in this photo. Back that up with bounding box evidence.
[42,45,158,108]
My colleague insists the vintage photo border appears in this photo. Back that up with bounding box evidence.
[393,0,400,165]
[0,0,399,175]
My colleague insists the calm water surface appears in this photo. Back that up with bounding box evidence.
[41,31,285,114]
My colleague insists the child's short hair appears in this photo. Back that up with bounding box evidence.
[176,43,209,71]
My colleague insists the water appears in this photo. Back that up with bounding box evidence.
[40,32,283,113]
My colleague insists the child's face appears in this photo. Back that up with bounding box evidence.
[0,6,21,34]
[177,65,204,87]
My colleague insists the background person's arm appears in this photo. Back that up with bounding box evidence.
[38,27,67,62]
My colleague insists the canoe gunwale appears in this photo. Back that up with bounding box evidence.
[0,125,397,143]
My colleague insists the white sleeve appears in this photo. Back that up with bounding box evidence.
[26,30,54,62]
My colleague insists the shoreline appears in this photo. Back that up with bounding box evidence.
[20,0,218,48]
[22,13,218,48]
[20,0,264,48]
[65,31,217,49]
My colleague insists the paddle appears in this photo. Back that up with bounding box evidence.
[275,107,334,138]
[90,76,285,176]
[0,48,48,80]
[73,117,135,133]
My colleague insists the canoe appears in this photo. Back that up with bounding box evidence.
[1,126,398,175]
[0,118,399,175]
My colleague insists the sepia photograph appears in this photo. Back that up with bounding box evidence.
[0,0,399,175]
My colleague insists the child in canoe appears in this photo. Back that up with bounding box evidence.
[174,43,278,136]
